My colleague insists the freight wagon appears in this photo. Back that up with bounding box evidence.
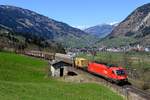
[25,51,55,60]
[75,57,89,69]
[55,53,73,64]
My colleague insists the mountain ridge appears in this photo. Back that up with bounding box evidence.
[0,5,96,48]
[99,3,150,47]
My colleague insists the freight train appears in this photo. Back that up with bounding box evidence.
[24,51,128,84]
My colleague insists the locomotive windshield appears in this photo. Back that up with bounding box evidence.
[107,64,118,67]
[116,70,125,75]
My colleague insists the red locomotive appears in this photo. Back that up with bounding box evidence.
[88,62,128,83]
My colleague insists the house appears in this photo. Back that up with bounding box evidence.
[49,61,71,77]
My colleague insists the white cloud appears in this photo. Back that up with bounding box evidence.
[72,25,90,30]
[109,21,119,25]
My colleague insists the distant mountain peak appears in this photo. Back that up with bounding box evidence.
[84,23,117,38]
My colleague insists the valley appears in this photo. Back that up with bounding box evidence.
[0,1,150,100]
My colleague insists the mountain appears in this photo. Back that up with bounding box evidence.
[0,5,96,48]
[99,3,150,47]
[84,24,116,38]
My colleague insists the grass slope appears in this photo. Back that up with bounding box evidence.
[0,52,123,100]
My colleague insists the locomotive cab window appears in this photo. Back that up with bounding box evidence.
[112,71,115,74]
[116,70,125,75]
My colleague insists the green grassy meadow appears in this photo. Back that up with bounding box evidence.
[0,52,123,100]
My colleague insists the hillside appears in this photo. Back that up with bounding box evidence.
[84,24,116,38]
[99,3,150,47]
[0,52,123,100]
[0,5,96,48]
[0,25,65,53]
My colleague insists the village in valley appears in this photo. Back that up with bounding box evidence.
[67,44,150,54]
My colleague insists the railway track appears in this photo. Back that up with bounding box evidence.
[123,85,150,99]
[70,67,150,100]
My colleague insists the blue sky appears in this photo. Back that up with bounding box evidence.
[0,0,150,29]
